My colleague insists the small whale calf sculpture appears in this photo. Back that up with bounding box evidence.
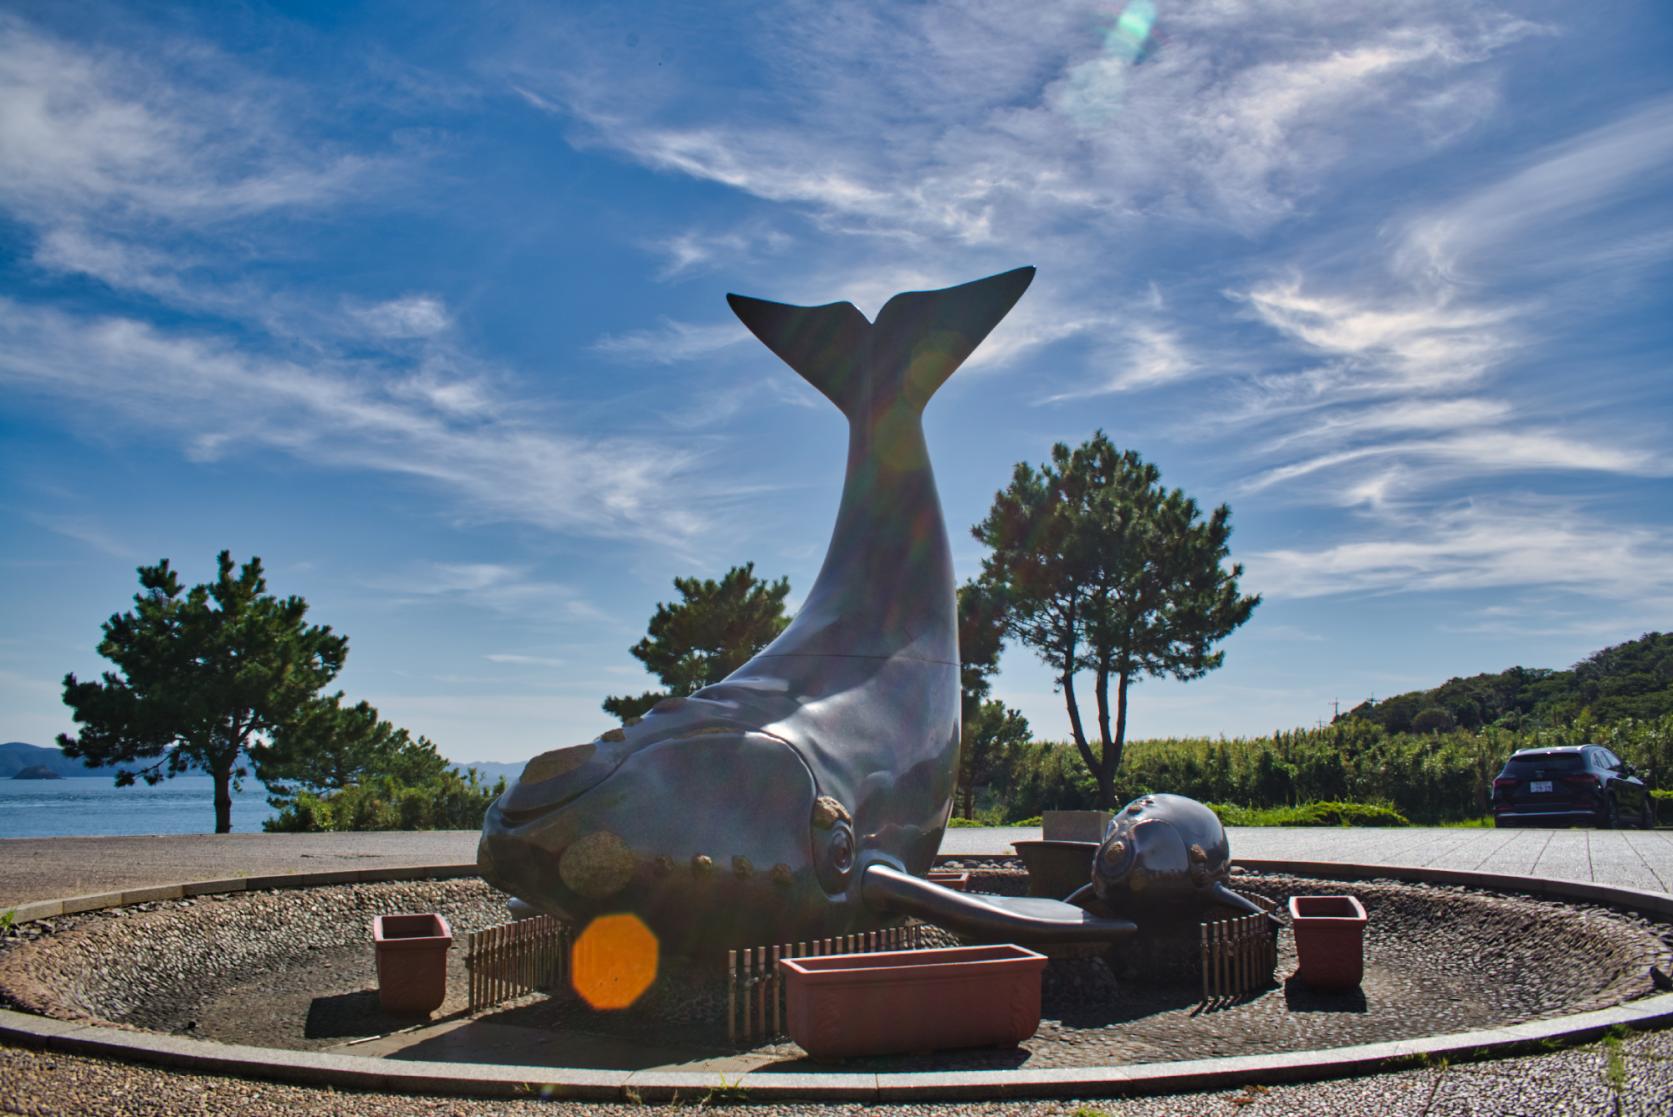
[1078,793,1265,921]
[478,267,1135,956]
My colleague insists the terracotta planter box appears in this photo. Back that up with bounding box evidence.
[1012,839,1097,899]
[1288,895,1367,991]
[373,912,453,1015]
[927,869,970,891]
[780,944,1046,1058]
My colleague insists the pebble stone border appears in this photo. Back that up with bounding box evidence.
[3,859,1673,1103]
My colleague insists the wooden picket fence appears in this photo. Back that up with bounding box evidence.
[1200,896,1278,1004]
[727,924,930,1045]
[465,914,572,1014]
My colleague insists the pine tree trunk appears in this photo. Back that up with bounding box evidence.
[1094,659,1116,809]
[1109,669,1132,807]
[213,765,234,834]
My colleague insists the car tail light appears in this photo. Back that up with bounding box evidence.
[1562,773,1599,786]
[1492,777,1518,789]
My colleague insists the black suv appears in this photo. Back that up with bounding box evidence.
[1491,744,1653,829]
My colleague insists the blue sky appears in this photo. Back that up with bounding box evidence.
[2,1,1670,766]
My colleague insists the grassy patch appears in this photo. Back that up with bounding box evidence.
[1602,1031,1628,1096]
[1208,801,1411,827]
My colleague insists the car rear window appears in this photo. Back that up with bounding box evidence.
[1503,752,1583,773]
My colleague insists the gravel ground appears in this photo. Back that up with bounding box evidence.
[4,1027,1673,1115]
[5,851,1673,1114]
[3,869,1670,1072]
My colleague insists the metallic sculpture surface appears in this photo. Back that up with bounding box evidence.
[1075,793,1265,922]
[481,267,1136,956]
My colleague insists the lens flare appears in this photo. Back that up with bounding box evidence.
[571,913,659,1010]
[1055,1,1161,127]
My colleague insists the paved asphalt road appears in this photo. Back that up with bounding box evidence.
[4,825,1671,908]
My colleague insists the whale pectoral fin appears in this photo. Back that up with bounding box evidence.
[871,266,1035,408]
[862,863,1135,945]
[1065,882,1097,910]
[725,295,871,416]
[1210,881,1270,919]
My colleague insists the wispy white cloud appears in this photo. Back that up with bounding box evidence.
[1237,280,1513,393]
[0,298,707,541]
[512,2,1541,244]
[33,515,137,560]
[484,652,566,668]
[1244,428,1665,497]
[648,225,792,280]
[1247,499,1673,606]
[1217,94,1673,537]
[0,15,375,228]
[1398,95,1673,286]
[1043,322,1193,401]
[372,562,615,624]
[351,295,453,339]
[591,318,748,364]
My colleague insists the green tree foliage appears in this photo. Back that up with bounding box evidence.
[1411,706,1456,734]
[60,552,362,833]
[973,432,1259,809]
[958,700,1033,820]
[265,768,505,833]
[602,563,791,720]
[992,713,1673,824]
[259,696,450,814]
[954,580,1012,818]
[1344,632,1673,732]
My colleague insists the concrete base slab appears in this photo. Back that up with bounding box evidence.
[340,1016,774,1075]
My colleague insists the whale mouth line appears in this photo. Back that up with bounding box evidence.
[495,725,801,826]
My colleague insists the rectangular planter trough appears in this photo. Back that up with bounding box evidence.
[373,912,453,1015]
[779,943,1046,1059]
[926,869,970,891]
[1288,894,1367,991]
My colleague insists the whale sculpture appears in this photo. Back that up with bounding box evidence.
[478,267,1136,956]
[1073,793,1266,922]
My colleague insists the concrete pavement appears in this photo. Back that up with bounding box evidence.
[6,825,1672,909]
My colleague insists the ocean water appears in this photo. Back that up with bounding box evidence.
[0,776,278,838]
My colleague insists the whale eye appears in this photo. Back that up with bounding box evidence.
[830,827,853,870]
[811,799,856,894]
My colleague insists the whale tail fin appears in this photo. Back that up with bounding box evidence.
[725,295,871,416]
[728,266,1034,420]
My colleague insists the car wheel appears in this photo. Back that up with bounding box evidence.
[1494,816,1517,829]
[1642,799,1658,830]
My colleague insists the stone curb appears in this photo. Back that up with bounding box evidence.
[1233,858,1673,920]
[1,864,481,926]
[3,862,1673,1102]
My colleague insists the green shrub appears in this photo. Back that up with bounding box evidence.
[265,769,505,832]
[1207,800,1410,827]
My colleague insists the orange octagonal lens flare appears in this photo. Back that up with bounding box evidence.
[570,913,659,1010]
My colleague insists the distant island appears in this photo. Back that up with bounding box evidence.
[12,764,62,780]
[0,741,200,780]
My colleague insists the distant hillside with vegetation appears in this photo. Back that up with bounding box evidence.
[967,633,1673,826]
[1342,632,1673,733]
